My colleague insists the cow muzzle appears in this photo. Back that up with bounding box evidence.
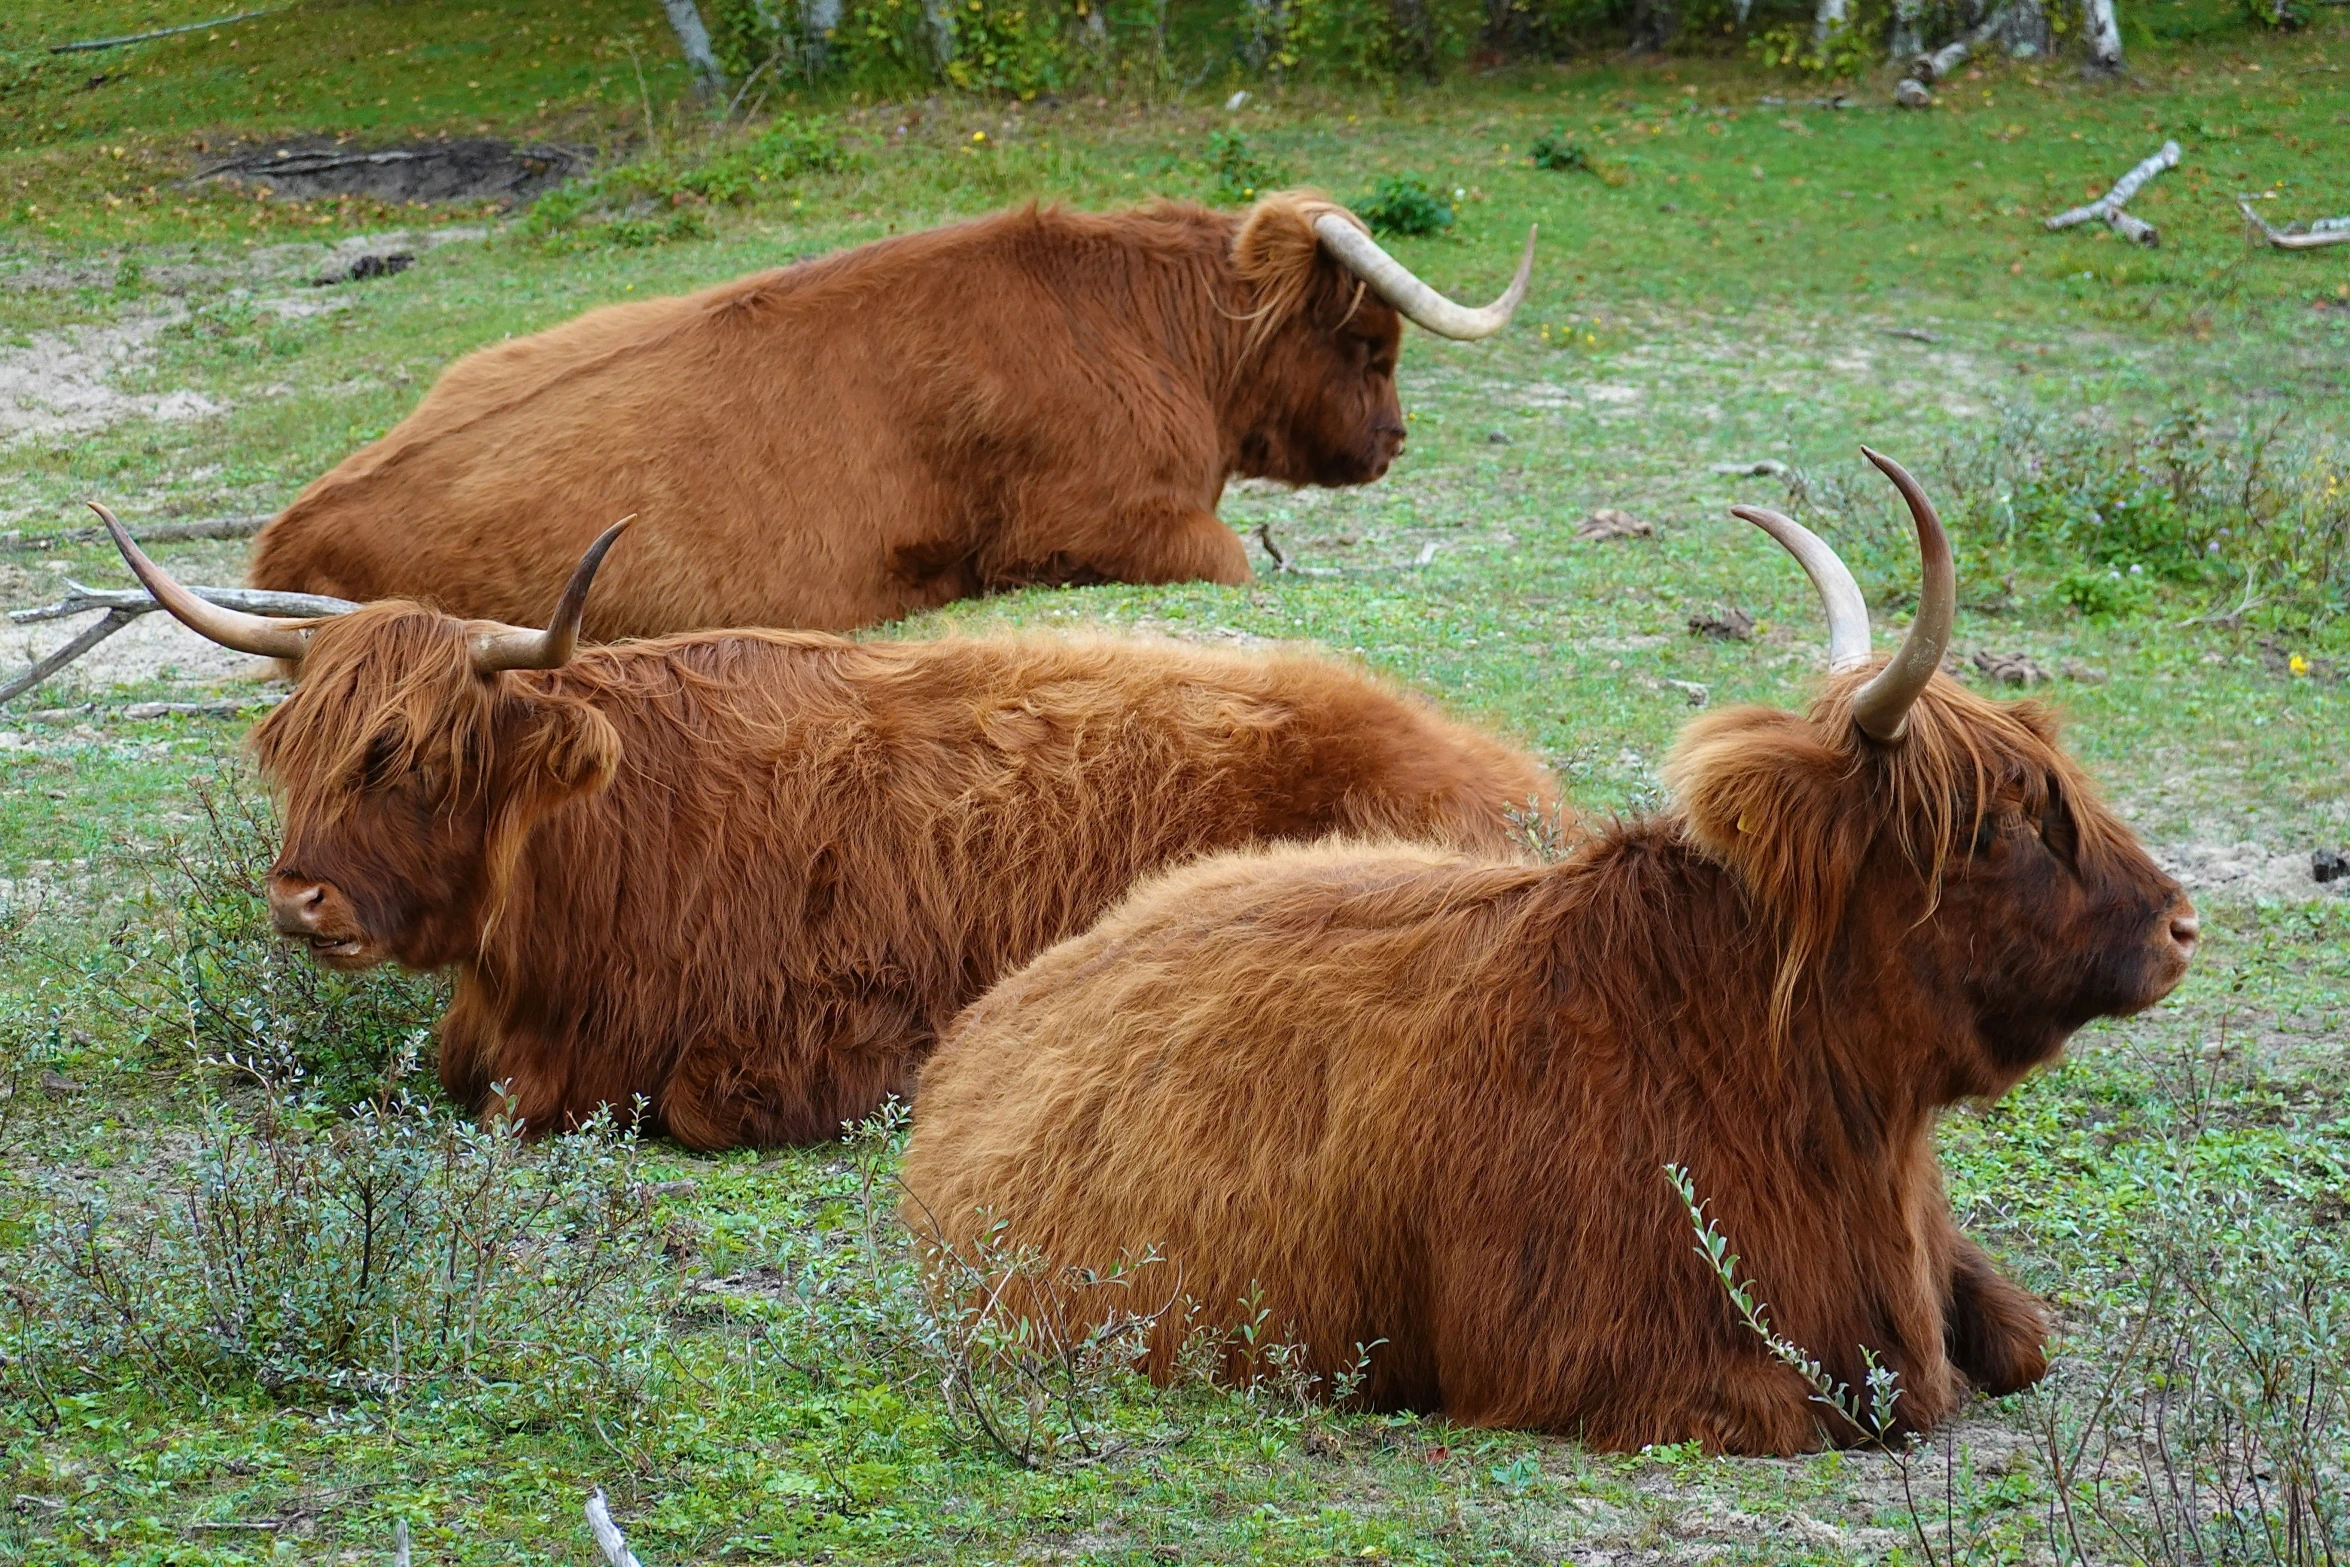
[267,876,382,969]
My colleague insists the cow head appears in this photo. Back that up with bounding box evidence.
[1224,193,1534,489]
[93,505,629,972]
[1662,453,2195,1097]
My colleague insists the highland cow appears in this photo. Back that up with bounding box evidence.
[900,452,2200,1454]
[96,506,1556,1151]
[246,194,1534,637]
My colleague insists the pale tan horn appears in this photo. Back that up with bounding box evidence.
[1310,213,1535,341]
[465,517,634,674]
[1847,448,1955,744]
[1729,504,1873,673]
[93,502,316,661]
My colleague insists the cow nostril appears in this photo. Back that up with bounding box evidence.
[2169,912,2200,954]
[302,885,326,912]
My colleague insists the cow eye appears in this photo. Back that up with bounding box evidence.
[360,733,401,789]
[1970,814,2003,855]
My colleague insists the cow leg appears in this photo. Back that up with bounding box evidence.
[1945,1234,2049,1394]
[1059,507,1254,589]
[664,1036,917,1151]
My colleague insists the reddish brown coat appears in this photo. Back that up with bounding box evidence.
[247,195,1421,636]
[901,672,2197,1453]
[247,613,1556,1149]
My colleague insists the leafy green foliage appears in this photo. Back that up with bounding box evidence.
[162,771,446,1109]
[524,117,846,251]
[1527,132,1591,172]
[1355,174,1455,236]
[12,1095,676,1412]
[1205,128,1287,204]
[1799,406,2350,629]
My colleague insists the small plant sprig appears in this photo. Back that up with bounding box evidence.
[1527,133,1589,173]
[1664,1163,1903,1443]
[1355,176,1454,238]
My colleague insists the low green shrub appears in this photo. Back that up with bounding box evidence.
[164,770,445,1110]
[1527,132,1590,172]
[10,1091,676,1416]
[1355,175,1455,237]
[1205,129,1288,204]
[1799,404,2350,631]
[523,116,847,252]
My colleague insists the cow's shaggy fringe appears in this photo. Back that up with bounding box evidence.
[1668,668,2138,1037]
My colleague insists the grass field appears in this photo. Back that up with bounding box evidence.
[3,1,2349,1562]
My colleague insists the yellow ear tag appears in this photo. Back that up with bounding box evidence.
[1736,811,1757,835]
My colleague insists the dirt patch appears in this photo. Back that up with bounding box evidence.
[196,139,589,207]
[0,308,222,446]
[6,601,274,698]
[2155,840,2347,902]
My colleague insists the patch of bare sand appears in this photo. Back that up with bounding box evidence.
[0,309,222,446]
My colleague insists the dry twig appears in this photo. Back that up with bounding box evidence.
[2042,141,2180,247]
[586,1487,645,1567]
[3,582,352,705]
[2236,199,2350,250]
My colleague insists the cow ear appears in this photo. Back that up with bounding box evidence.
[512,698,621,802]
[1664,705,1861,905]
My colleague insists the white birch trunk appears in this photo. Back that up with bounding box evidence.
[1890,0,1925,59]
[1812,0,1849,47]
[920,0,958,68]
[2081,0,2123,73]
[2043,140,2177,230]
[658,0,729,98]
[799,0,842,66]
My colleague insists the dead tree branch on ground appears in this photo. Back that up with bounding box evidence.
[2237,200,2350,250]
[2043,140,2179,246]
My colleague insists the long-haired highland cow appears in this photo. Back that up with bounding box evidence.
[247,194,1533,636]
[901,451,2199,1453]
[94,507,1556,1151]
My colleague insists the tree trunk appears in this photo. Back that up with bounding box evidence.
[1889,0,1925,59]
[2003,0,2049,54]
[799,0,842,69]
[1627,0,1678,50]
[659,0,730,99]
[920,0,958,70]
[1812,0,1848,46]
[2080,0,2122,73]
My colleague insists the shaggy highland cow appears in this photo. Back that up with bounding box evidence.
[247,194,1534,637]
[901,452,2200,1454]
[95,507,1556,1151]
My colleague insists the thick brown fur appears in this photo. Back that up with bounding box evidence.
[248,194,1412,636]
[246,608,1558,1150]
[901,671,2197,1453]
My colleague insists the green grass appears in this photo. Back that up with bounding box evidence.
[4,6,2350,1564]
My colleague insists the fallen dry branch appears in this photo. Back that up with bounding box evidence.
[586,1488,646,1567]
[3,582,352,705]
[11,582,356,626]
[1913,2,2013,80]
[1,514,270,552]
[2044,140,2180,246]
[2236,200,2350,250]
[49,7,280,52]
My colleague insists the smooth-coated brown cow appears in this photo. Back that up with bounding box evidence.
[98,506,1557,1151]
[246,194,1534,638]
[901,452,2200,1454]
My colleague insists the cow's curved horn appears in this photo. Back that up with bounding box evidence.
[1847,448,1954,744]
[92,502,316,661]
[465,517,634,674]
[1728,504,1873,673]
[1310,213,1535,341]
